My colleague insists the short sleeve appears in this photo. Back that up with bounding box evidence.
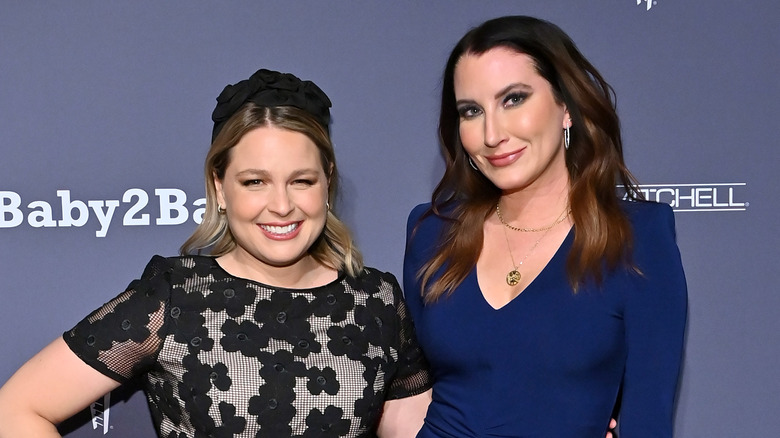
[385,275,432,400]
[620,203,688,436]
[62,255,174,383]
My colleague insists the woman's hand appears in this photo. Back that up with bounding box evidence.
[606,418,618,438]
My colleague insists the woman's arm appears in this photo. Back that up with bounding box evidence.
[376,390,616,438]
[376,389,432,438]
[0,337,121,438]
[620,204,688,436]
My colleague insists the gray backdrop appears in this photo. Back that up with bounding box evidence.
[1,1,777,436]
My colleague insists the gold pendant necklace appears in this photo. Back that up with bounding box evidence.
[502,227,545,286]
[500,206,570,286]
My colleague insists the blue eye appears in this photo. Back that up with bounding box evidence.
[503,92,528,107]
[457,105,482,119]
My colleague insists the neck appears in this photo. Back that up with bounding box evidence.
[218,249,335,289]
[499,173,571,225]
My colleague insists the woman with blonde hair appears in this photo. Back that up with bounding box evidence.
[0,69,431,437]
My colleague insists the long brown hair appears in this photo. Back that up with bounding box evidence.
[180,103,364,277]
[418,16,642,302]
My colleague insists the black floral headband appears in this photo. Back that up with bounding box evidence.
[211,69,332,142]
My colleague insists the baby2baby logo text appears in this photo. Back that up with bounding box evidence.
[1,188,205,237]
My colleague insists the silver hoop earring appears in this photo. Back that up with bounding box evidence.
[326,201,330,211]
[468,157,478,171]
[217,205,226,214]
[564,125,571,150]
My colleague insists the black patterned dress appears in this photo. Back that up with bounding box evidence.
[63,256,431,437]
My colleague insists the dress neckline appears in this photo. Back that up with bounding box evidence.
[200,256,347,293]
[475,226,574,311]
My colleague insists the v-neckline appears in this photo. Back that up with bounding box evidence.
[475,226,573,310]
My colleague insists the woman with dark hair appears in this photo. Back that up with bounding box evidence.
[404,16,687,437]
[0,69,431,437]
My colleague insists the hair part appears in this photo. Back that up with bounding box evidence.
[418,15,643,302]
[180,103,364,277]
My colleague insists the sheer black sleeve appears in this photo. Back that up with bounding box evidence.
[62,255,174,383]
[384,274,432,400]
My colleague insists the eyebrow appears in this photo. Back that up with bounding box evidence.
[235,169,269,177]
[234,168,321,178]
[289,169,321,178]
[455,82,533,106]
[494,82,532,99]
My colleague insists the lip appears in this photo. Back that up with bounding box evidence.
[485,147,526,167]
[258,221,302,240]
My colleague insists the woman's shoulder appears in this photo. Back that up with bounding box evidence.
[148,254,219,268]
[620,198,672,215]
[347,266,405,304]
[619,199,675,232]
[133,254,221,286]
[618,200,680,260]
[404,203,453,268]
[405,202,450,239]
[353,266,401,289]
[407,202,432,225]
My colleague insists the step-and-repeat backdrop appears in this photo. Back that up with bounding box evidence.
[1,1,777,436]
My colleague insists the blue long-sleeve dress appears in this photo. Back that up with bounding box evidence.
[403,200,687,437]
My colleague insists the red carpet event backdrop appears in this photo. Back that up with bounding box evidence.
[1,1,777,436]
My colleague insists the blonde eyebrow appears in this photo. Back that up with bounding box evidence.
[289,169,322,178]
[234,168,321,178]
[234,169,270,177]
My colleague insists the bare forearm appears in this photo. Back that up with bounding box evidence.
[0,367,65,438]
[0,409,62,438]
[377,389,432,438]
[0,338,120,438]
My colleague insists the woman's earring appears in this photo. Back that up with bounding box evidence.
[326,201,330,211]
[468,156,478,171]
[564,124,571,150]
[217,205,226,214]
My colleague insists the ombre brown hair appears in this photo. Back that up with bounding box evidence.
[418,15,643,302]
[180,103,364,277]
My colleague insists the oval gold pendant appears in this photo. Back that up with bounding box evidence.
[506,270,521,286]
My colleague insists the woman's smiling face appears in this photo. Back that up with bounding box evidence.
[215,126,329,269]
[454,47,571,194]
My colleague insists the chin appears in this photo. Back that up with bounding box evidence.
[492,179,533,192]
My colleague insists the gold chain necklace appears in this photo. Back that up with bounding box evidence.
[496,202,571,232]
[499,206,570,286]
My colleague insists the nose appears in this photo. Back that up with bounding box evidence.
[483,111,506,148]
[268,186,294,217]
